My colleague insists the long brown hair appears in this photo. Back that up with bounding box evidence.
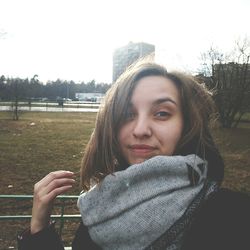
[80,60,224,191]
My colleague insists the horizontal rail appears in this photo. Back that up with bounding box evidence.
[0,194,80,220]
[0,214,81,220]
[1,195,80,249]
[0,194,81,237]
[0,194,79,199]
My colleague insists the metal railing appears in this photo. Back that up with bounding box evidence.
[0,194,81,237]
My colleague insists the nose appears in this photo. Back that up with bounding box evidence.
[132,116,152,138]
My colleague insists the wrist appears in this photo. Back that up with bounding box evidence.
[31,219,50,234]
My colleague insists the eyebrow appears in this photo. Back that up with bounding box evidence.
[128,97,178,110]
[152,97,177,106]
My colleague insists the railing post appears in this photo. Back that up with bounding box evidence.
[0,194,80,242]
[59,199,65,237]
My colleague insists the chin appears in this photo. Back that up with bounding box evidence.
[130,158,149,165]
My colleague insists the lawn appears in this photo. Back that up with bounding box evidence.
[0,111,96,249]
[0,111,249,249]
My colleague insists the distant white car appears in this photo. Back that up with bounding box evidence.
[63,98,72,102]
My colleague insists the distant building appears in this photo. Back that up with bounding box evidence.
[75,93,104,102]
[196,62,250,89]
[113,42,155,82]
[212,62,250,80]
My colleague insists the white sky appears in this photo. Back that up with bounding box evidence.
[0,0,249,83]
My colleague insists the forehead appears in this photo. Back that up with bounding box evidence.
[131,76,180,105]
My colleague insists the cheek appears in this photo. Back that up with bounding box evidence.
[117,126,128,145]
[162,129,181,144]
[173,122,183,142]
[170,122,184,150]
[160,121,183,150]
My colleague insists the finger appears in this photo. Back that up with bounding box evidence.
[35,170,74,190]
[34,175,75,206]
[42,178,75,197]
[35,178,75,204]
[45,185,74,201]
[33,184,74,209]
[34,170,74,194]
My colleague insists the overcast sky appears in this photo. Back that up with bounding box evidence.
[0,0,249,83]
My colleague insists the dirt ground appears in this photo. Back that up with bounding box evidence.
[0,112,249,249]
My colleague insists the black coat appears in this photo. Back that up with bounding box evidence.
[17,188,250,250]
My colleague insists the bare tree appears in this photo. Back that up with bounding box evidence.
[199,38,250,128]
[11,79,20,121]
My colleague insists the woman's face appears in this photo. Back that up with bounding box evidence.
[118,76,184,165]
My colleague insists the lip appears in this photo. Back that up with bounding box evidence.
[129,144,156,154]
[130,144,155,150]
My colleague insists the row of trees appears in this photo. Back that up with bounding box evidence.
[0,76,111,101]
[1,38,249,127]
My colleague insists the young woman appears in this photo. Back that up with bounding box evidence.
[18,61,250,250]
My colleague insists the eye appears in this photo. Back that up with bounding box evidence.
[155,111,170,118]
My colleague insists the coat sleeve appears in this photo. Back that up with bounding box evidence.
[17,221,64,250]
[72,221,101,250]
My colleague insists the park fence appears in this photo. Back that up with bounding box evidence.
[0,194,81,250]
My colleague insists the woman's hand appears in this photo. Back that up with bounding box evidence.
[30,170,75,234]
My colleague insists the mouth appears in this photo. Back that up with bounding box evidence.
[129,144,156,154]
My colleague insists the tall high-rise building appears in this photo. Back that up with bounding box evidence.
[113,42,155,82]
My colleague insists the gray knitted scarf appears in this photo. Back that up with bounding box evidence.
[77,155,211,250]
